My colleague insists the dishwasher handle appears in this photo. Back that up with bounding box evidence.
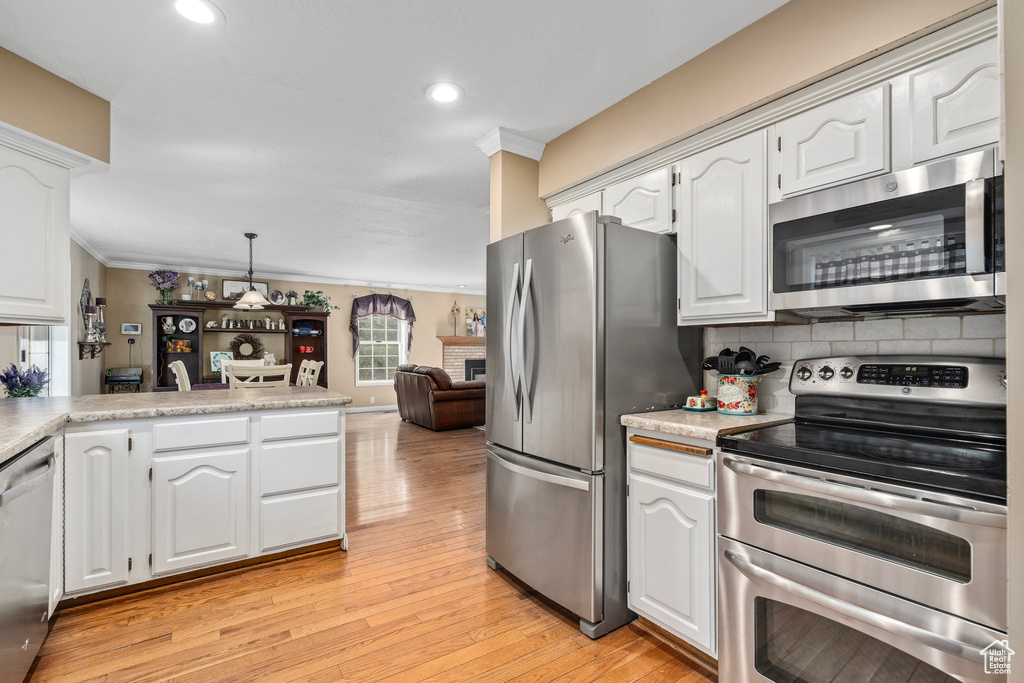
[0,455,55,508]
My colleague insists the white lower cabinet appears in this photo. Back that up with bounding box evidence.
[627,432,717,657]
[152,448,249,574]
[64,429,130,594]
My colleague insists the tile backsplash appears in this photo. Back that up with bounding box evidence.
[702,314,1007,414]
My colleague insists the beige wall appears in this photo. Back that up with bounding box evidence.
[0,47,110,163]
[103,268,484,408]
[70,240,107,396]
[1002,0,1023,674]
[489,151,551,242]
[538,0,991,196]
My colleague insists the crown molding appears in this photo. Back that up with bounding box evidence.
[544,7,997,206]
[475,127,546,161]
[101,258,485,297]
[0,121,98,170]
[70,226,113,266]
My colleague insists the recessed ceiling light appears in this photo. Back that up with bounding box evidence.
[457,284,467,288]
[175,0,224,25]
[426,83,463,103]
[868,224,894,231]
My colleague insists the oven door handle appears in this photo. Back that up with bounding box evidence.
[724,548,989,663]
[722,457,1006,528]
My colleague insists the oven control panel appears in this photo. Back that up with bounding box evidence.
[857,364,968,388]
[789,356,1006,405]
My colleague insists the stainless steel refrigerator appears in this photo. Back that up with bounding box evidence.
[485,212,702,638]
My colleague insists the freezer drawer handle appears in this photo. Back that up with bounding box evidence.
[505,261,521,421]
[722,457,1006,528]
[519,258,535,424]
[724,548,988,663]
[0,455,55,508]
[487,450,590,491]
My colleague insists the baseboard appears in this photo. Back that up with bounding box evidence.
[346,405,399,413]
[633,617,719,681]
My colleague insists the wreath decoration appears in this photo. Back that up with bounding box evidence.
[229,333,265,360]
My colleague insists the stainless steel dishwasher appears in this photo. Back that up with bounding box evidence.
[0,437,55,682]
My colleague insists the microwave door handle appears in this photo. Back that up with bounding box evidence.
[724,549,989,663]
[964,178,987,274]
[519,258,534,424]
[722,457,1006,528]
[505,262,521,421]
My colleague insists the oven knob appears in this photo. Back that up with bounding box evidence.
[818,366,835,381]
[839,366,854,379]
[796,366,813,381]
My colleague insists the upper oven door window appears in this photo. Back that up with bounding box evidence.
[772,184,975,294]
[754,490,972,582]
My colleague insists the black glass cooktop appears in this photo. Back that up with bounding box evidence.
[718,420,1007,502]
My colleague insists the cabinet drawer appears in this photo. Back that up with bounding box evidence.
[152,416,249,452]
[261,438,340,495]
[260,488,341,551]
[629,441,714,490]
[261,410,339,442]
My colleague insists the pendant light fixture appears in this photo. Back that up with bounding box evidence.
[233,232,272,310]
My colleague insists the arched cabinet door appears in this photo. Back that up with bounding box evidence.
[675,130,768,323]
[603,167,673,234]
[892,38,1000,168]
[627,472,715,653]
[152,449,249,574]
[550,190,602,222]
[0,144,70,324]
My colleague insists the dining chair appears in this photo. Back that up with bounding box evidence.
[227,364,293,388]
[297,360,325,386]
[169,360,191,391]
[220,359,266,383]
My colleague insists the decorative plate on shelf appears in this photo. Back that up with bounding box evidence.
[204,289,218,301]
[268,289,285,305]
[178,318,197,333]
[229,333,264,360]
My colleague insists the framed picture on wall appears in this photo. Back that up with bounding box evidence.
[465,308,486,337]
[222,279,270,301]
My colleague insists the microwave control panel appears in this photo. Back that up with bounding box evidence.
[857,364,968,388]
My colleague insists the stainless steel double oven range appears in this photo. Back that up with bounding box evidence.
[718,355,1007,682]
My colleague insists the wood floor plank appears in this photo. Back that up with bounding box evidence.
[31,412,709,683]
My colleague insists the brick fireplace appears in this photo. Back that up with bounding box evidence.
[437,336,485,382]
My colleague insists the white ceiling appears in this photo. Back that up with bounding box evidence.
[0,0,787,293]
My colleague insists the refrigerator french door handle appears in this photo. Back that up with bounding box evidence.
[724,548,989,663]
[505,261,521,421]
[519,258,534,423]
[486,450,590,491]
[722,457,1006,527]
[964,178,987,274]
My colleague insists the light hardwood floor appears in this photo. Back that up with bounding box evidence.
[32,412,711,682]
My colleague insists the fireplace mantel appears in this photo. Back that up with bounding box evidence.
[437,336,485,381]
[436,336,485,347]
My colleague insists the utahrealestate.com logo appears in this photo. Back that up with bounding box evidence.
[981,639,1014,675]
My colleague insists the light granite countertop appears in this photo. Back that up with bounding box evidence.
[0,387,353,467]
[621,409,793,442]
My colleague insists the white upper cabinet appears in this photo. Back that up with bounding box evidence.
[550,190,601,222]
[602,167,673,233]
[891,38,1000,168]
[676,130,768,324]
[776,85,889,197]
[0,144,70,324]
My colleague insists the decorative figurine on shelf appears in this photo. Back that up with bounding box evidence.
[286,290,299,306]
[205,321,217,329]
[161,316,176,334]
[264,316,272,329]
[84,305,100,342]
[149,269,180,305]
[221,313,229,329]
[263,352,277,366]
[450,300,461,336]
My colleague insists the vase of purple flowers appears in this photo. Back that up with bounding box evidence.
[149,269,181,305]
[0,364,50,397]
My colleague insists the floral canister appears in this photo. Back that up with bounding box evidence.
[685,390,716,411]
[717,374,758,415]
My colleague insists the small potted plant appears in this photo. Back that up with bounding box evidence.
[0,364,50,397]
[302,290,333,314]
[285,290,299,306]
[149,269,181,305]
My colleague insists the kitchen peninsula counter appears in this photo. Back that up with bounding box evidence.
[0,387,352,466]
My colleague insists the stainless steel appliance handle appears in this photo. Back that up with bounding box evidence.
[0,455,55,508]
[964,178,987,274]
[505,261,521,421]
[487,450,590,491]
[519,258,534,424]
[724,548,987,663]
[723,457,1006,528]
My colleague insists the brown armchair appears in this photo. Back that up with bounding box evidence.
[394,364,485,431]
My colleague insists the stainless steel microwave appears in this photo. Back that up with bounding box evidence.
[769,149,1004,317]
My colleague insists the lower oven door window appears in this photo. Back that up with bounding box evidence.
[755,598,960,682]
[754,490,971,582]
